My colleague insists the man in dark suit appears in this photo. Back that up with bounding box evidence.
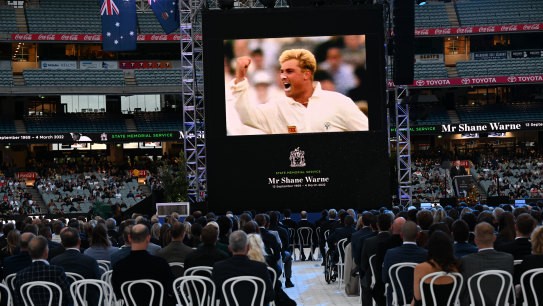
[460,222,514,306]
[14,236,71,306]
[382,221,428,306]
[50,227,101,279]
[255,214,285,285]
[351,212,376,268]
[184,224,229,269]
[495,213,535,260]
[3,232,34,277]
[156,221,194,264]
[112,224,176,306]
[359,213,392,306]
[212,230,275,306]
[296,210,317,260]
[450,160,467,178]
[50,227,101,306]
[282,209,297,230]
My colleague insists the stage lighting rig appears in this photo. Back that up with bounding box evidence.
[218,0,235,10]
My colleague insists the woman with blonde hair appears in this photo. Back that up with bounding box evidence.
[515,225,543,305]
[247,233,267,263]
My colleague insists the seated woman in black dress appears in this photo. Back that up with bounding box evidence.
[412,230,459,306]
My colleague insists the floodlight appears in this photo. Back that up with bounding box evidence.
[416,0,427,6]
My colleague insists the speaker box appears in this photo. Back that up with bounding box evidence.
[392,0,415,85]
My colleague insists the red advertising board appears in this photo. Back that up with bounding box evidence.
[414,23,543,36]
[388,74,543,88]
[9,33,202,42]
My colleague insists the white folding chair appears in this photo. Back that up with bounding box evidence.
[419,272,463,306]
[388,262,418,306]
[336,238,348,289]
[297,227,315,261]
[3,273,16,297]
[519,268,543,306]
[169,262,185,277]
[173,275,216,306]
[65,272,84,283]
[70,279,114,306]
[120,279,164,306]
[100,270,113,285]
[467,269,514,306]
[20,281,63,306]
[514,259,523,266]
[97,260,111,274]
[221,276,266,306]
[184,266,213,278]
[367,254,377,305]
[266,266,277,290]
[0,283,12,306]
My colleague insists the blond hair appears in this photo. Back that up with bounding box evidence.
[279,49,317,75]
[531,225,543,255]
[247,233,267,263]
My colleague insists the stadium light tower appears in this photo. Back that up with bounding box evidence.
[416,0,427,6]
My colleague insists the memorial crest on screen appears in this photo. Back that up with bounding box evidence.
[289,147,306,168]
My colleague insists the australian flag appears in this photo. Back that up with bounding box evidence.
[149,0,180,34]
[101,0,137,52]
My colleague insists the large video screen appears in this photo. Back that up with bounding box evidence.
[225,35,369,136]
[203,6,390,213]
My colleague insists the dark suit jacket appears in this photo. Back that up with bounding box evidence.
[360,232,391,287]
[269,225,290,253]
[382,243,428,305]
[212,255,275,305]
[495,237,532,260]
[3,251,31,278]
[184,244,230,270]
[454,242,478,259]
[460,249,514,306]
[351,227,375,266]
[14,261,71,306]
[156,241,194,263]
[112,250,176,306]
[282,218,297,230]
[450,166,467,178]
[259,228,282,268]
[50,249,101,279]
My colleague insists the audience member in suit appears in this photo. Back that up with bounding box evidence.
[351,212,376,268]
[269,211,294,286]
[38,226,62,260]
[315,209,329,264]
[359,212,393,306]
[14,236,71,306]
[282,209,297,230]
[50,227,101,306]
[327,215,356,265]
[255,214,286,286]
[212,230,275,306]
[496,213,536,260]
[296,210,317,260]
[514,225,543,305]
[412,231,459,306]
[382,221,428,306]
[156,221,194,264]
[460,222,514,306]
[452,219,478,259]
[184,224,229,270]
[3,232,34,277]
[50,227,101,279]
[112,224,176,306]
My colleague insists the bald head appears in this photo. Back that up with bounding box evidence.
[129,224,150,250]
[391,217,406,235]
[28,236,48,260]
[474,222,496,248]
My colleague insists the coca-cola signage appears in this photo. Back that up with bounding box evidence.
[388,74,543,88]
[9,33,183,42]
[414,23,543,36]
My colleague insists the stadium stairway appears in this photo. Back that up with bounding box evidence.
[446,66,459,78]
[15,8,27,32]
[14,120,26,133]
[447,110,460,124]
[445,2,460,27]
[28,187,47,214]
[125,119,137,132]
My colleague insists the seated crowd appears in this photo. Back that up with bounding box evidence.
[0,202,542,305]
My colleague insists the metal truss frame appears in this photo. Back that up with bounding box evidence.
[394,87,412,206]
[180,0,207,204]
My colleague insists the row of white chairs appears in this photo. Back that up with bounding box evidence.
[2,264,278,306]
[382,263,543,306]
